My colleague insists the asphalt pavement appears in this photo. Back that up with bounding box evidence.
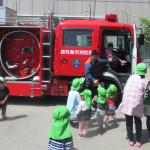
[0,96,149,150]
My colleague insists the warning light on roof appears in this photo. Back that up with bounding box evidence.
[105,14,117,22]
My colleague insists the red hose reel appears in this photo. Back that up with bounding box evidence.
[0,30,40,80]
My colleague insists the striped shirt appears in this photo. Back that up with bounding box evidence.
[48,137,74,150]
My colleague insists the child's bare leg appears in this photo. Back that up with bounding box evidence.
[112,115,117,123]
[97,109,105,131]
[106,115,109,123]
[83,121,90,136]
[98,124,103,129]
[79,122,84,135]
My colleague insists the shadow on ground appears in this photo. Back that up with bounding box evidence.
[7,96,67,106]
[0,115,27,121]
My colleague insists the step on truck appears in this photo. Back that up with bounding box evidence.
[0,7,144,100]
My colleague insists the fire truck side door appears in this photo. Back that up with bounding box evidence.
[59,28,94,76]
[132,24,137,74]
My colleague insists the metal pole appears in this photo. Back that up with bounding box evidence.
[118,0,119,21]
[69,0,70,16]
[48,0,50,11]
[81,0,82,16]
[13,0,14,9]
[0,0,3,6]
[16,1,17,12]
[32,0,33,15]
[57,0,58,14]
[19,0,20,14]
[105,0,107,14]
[17,14,105,20]
[130,0,131,24]
[53,0,55,13]
[44,0,45,15]
[89,4,91,19]
[93,0,96,19]
[49,11,52,81]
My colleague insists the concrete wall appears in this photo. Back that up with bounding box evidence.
[3,0,150,27]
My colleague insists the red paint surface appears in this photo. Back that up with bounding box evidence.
[137,57,142,64]
[6,83,42,97]
[42,80,68,96]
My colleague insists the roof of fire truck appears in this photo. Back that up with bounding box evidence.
[58,19,133,29]
[56,14,133,29]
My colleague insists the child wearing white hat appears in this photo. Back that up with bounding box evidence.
[0,77,10,119]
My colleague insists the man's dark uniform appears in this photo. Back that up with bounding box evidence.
[84,57,110,96]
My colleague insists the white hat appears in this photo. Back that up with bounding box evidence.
[0,77,4,83]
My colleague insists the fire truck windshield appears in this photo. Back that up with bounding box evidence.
[63,29,92,47]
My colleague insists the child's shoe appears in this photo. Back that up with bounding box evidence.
[79,134,83,139]
[136,141,142,147]
[128,139,134,146]
[83,134,87,139]
[96,128,103,133]
[105,121,109,126]
[113,122,120,126]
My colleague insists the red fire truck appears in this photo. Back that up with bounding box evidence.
[0,8,144,99]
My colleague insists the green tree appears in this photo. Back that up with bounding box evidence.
[139,18,150,45]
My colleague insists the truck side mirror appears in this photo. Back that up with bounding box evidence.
[138,34,144,45]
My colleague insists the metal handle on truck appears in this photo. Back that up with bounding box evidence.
[60,59,68,63]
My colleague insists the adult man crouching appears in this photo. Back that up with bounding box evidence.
[84,50,113,96]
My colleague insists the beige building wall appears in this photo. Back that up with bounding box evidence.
[3,0,150,26]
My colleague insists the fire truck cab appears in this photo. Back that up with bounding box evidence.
[53,14,144,99]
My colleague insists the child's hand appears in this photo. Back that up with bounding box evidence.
[76,115,78,120]
[92,95,97,101]
[1,101,5,105]
[109,57,113,62]
[94,95,97,99]
[93,80,99,86]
